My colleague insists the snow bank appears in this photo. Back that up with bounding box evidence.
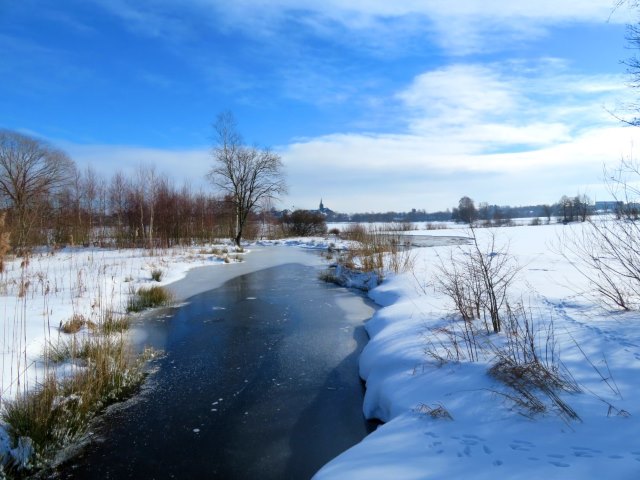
[315,223,640,479]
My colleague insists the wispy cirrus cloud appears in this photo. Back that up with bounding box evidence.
[74,0,634,114]
[87,0,634,55]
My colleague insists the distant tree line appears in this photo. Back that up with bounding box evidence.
[0,129,275,252]
[320,194,605,225]
[326,209,452,223]
[450,194,594,225]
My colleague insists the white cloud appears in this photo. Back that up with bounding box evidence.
[397,62,627,143]
[279,62,640,211]
[281,125,640,212]
[89,0,635,55]
[397,64,519,128]
[63,143,212,190]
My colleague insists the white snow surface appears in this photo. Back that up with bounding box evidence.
[2,225,640,479]
[315,223,640,479]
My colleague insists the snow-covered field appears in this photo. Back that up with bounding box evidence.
[0,245,225,401]
[316,222,640,479]
[2,222,640,479]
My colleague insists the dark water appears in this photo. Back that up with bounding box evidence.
[49,262,377,480]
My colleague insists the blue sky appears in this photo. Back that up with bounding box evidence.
[1,1,640,212]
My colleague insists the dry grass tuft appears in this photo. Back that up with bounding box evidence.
[150,268,163,282]
[60,314,87,334]
[127,285,173,312]
[4,334,148,471]
[338,223,415,280]
[413,402,453,420]
[100,311,131,334]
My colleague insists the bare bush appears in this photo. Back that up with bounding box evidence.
[436,228,520,333]
[558,160,640,310]
[489,303,581,422]
[422,318,487,363]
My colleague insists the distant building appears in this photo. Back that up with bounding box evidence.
[317,198,334,216]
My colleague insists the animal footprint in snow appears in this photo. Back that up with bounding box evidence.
[461,439,478,446]
[510,439,534,451]
[549,461,570,468]
[571,446,597,458]
[482,445,492,455]
[510,444,530,451]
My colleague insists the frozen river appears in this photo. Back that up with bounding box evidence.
[49,247,377,479]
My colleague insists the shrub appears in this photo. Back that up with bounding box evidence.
[318,269,339,284]
[425,222,447,230]
[280,210,328,236]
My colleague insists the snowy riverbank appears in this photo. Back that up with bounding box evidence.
[315,223,640,479]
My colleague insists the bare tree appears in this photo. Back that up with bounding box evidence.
[559,160,640,310]
[542,204,553,224]
[207,112,287,246]
[82,165,99,244]
[136,165,160,249]
[109,171,130,247]
[455,196,477,224]
[0,129,75,250]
